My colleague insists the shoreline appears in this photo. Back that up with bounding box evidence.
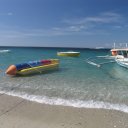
[0,94,128,128]
[2,91,128,113]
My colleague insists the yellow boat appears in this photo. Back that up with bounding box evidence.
[57,51,80,57]
[6,59,59,76]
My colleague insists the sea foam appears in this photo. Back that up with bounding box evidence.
[2,90,128,114]
[0,50,11,53]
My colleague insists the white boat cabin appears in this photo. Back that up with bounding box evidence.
[111,49,128,58]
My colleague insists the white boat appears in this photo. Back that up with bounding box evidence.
[86,43,128,68]
[116,57,128,68]
[111,48,128,68]
[57,51,80,57]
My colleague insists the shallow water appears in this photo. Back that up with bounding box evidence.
[0,47,128,113]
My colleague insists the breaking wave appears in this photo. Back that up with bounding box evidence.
[2,90,128,114]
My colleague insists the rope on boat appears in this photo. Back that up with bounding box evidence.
[27,63,42,73]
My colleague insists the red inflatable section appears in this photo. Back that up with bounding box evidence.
[111,50,117,56]
[40,60,51,65]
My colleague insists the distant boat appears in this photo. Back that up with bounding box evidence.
[57,51,80,57]
[95,47,105,49]
[5,59,59,76]
[0,50,11,53]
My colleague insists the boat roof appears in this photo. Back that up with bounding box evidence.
[111,48,128,51]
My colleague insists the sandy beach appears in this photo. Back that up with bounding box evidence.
[0,94,127,128]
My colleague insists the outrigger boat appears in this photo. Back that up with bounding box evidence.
[57,51,80,57]
[6,59,59,76]
[86,43,128,68]
[111,47,128,68]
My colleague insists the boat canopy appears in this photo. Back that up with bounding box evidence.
[111,48,128,51]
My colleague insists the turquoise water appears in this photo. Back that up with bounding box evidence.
[0,47,128,113]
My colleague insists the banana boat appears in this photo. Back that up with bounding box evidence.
[6,59,59,76]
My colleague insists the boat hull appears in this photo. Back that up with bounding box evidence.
[116,59,128,68]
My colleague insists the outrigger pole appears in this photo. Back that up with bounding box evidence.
[86,56,115,68]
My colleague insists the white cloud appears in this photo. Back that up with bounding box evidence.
[63,12,122,25]
[0,12,13,16]
[0,11,124,40]
[113,25,123,29]
[58,11,124,34]
[7,12,13,16]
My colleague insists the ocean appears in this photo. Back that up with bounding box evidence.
[0,46,128,113]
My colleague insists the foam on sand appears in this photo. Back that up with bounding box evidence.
[2,90,128,114]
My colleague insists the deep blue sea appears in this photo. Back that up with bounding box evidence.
[0,46,128,113]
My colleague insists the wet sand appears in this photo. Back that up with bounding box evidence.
[0,94,128,128]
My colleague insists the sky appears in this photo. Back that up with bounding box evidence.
[0,0,128,48]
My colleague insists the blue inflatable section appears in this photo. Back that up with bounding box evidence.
[16,60,42,71]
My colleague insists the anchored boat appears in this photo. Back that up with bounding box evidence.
[111,48,128,68]
[6,59,59,76]
[86,43,128,69]
[57,51,80,57]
